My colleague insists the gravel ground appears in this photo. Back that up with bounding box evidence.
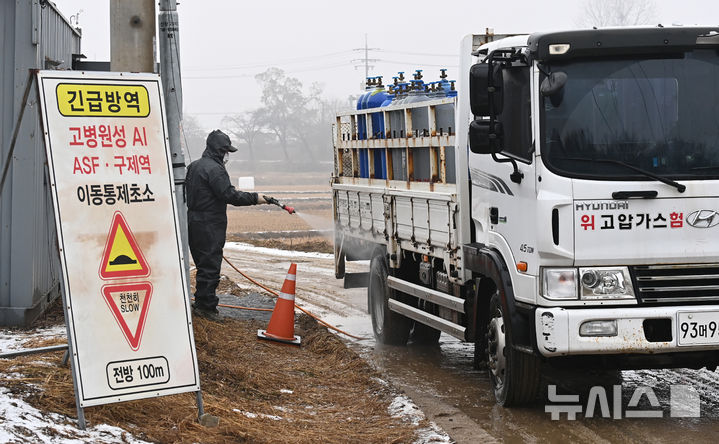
[217,292,275,322]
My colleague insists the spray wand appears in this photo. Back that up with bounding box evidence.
[263,195,296,214]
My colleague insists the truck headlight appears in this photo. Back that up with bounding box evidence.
[542,268,577,300]
[579,267,635,300]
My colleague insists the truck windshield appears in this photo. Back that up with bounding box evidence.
[541,49,719,180]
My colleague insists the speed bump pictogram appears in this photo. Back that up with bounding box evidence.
[99,211,150,279]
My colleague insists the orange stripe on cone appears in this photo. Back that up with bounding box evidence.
[257,263,301,346]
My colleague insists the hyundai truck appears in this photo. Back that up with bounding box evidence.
[332,27,719,406]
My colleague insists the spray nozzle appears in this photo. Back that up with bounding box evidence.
[263,195,296,215]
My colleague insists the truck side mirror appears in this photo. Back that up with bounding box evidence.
[470,64,490,116]
[468,120,503,154]
[469,63,503,116]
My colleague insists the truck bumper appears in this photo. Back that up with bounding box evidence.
[535,305,719,357]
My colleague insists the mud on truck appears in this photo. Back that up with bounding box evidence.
[332,27,719,406]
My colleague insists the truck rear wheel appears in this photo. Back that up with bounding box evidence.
[368,252,411,345]
[487,291,541,406]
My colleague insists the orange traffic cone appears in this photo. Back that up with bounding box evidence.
[257,263,301,346]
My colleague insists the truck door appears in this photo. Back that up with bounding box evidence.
[469,64,538,300]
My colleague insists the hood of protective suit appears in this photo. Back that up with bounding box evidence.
[202,129,237,163]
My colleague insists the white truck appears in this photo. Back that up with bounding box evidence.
[332,27,719,406]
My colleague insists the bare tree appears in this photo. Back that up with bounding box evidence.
[222,109,265,170]
[577,0,657,27]
[253,68,345,167]
[254,68,309,162]
[301,94,349,162]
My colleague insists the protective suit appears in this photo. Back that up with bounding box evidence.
[185,130,258,313]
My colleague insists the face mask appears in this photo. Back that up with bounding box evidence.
[223,152,229,165]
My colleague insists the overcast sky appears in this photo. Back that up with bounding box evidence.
[53,0,719,129]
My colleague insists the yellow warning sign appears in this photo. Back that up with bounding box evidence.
[56,83,150,117]
[99,212,150,279]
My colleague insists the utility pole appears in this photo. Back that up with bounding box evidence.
[158,0,190,293]
[352,34,380,87]
[109,0,155,72]
[108,0,189,296]
[107,0,200,417]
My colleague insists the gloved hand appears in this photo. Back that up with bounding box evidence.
[262,195,280,206]
[257,195,269,204]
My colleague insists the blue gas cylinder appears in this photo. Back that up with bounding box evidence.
[367,89,389,137]
[356,78,373,141]
[445,80,457,98]
[357,77,376,178]
[381,91,394,107]
[436,68,457,98]
[367,77,390,178]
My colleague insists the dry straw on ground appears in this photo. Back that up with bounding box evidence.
[0,300,420,443]
[226,235,334,255]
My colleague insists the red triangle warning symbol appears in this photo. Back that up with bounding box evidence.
[99,212,150,280]
[102,282,153,351]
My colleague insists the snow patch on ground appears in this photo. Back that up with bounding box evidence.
[0,325,66,353]
[372,376,390,387]
[233,409,284,421]
[0,327,147,443]
[389,394,452,444]
[0,387,149,444]
[389,395,424,425]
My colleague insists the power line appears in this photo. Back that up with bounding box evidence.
[379,49,456,58]
[187,111,244,116]
[288,61,352,74]
[376,59,459,69]
[183,72,255,80]
[182,61,352,80]
[183,49,355,72]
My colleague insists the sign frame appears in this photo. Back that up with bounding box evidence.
[36,70,202,427]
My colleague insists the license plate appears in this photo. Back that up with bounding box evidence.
[677,311,719,346]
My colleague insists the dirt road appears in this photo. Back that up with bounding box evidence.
[222,241,719,444]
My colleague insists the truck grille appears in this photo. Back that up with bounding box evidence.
[632,264,719,304]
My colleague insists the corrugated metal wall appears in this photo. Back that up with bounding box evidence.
[0,1,81,326]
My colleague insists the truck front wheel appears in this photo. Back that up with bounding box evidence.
[487,291,541,406]
[368,252,411,345]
